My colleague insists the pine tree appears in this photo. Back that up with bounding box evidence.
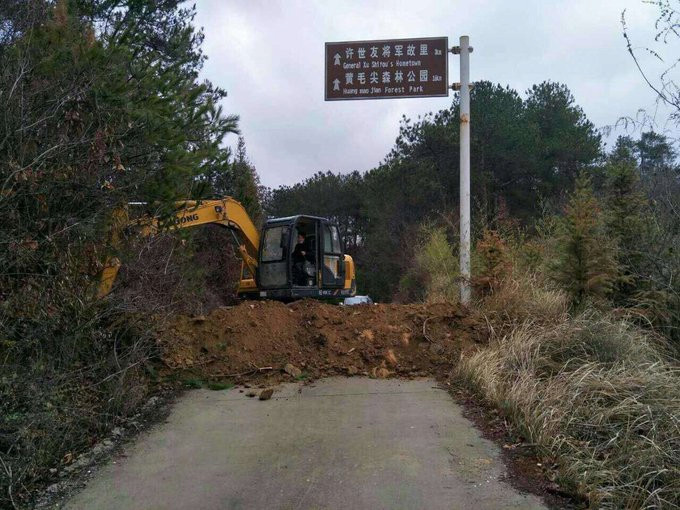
[609,136,637,166]
[603,158,648,304]
[231,137,264,224]
[636,131,676,177]
[551,173,618,306]
[0,1,241,502]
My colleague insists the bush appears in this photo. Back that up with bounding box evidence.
[0,296,156,507]
[459,278,680,508]
[398,225,459,303]
[473,229,512,294]
[117,226,242,315]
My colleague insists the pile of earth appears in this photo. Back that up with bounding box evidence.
[158,299,483,385]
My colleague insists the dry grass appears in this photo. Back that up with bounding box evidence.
[459,275,680,508]
[473,272,569,336]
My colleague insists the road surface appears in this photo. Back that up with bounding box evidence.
[65,378,546,510]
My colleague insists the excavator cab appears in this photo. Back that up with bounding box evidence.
[248,215,356,300]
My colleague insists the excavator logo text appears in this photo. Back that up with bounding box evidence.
[173,214,199,225]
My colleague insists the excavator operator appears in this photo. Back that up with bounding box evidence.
[292,232,313,285]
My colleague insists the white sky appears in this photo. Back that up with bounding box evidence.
[194,0,675,188]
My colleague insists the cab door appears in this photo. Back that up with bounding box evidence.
[320,222,345,288]
[258,224,290,289]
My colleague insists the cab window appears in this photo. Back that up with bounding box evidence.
[323,225,342,254]
[261,226,288,262]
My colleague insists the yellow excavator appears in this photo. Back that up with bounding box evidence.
[98,197,356,300]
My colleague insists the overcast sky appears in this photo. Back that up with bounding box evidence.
[194,0,673,188]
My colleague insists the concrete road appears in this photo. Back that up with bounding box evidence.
[65,378,546,510]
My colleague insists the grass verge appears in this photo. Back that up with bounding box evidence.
[459,276,680,508]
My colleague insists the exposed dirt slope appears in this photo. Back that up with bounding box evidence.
[159,300,482,384]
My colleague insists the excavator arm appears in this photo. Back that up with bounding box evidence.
[97,197,260,298]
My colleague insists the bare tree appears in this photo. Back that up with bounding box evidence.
[622,1,680,129]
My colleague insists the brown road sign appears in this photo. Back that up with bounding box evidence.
[325,37,448,101]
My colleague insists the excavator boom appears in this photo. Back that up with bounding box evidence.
[98,197,260,297]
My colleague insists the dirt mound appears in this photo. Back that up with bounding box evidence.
[158,300,482,385]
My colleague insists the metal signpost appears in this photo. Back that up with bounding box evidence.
[453,36,472,305]
[325,35,472,304]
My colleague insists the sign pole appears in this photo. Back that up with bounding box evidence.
[324,35,464,298]
[458,35,471,305]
